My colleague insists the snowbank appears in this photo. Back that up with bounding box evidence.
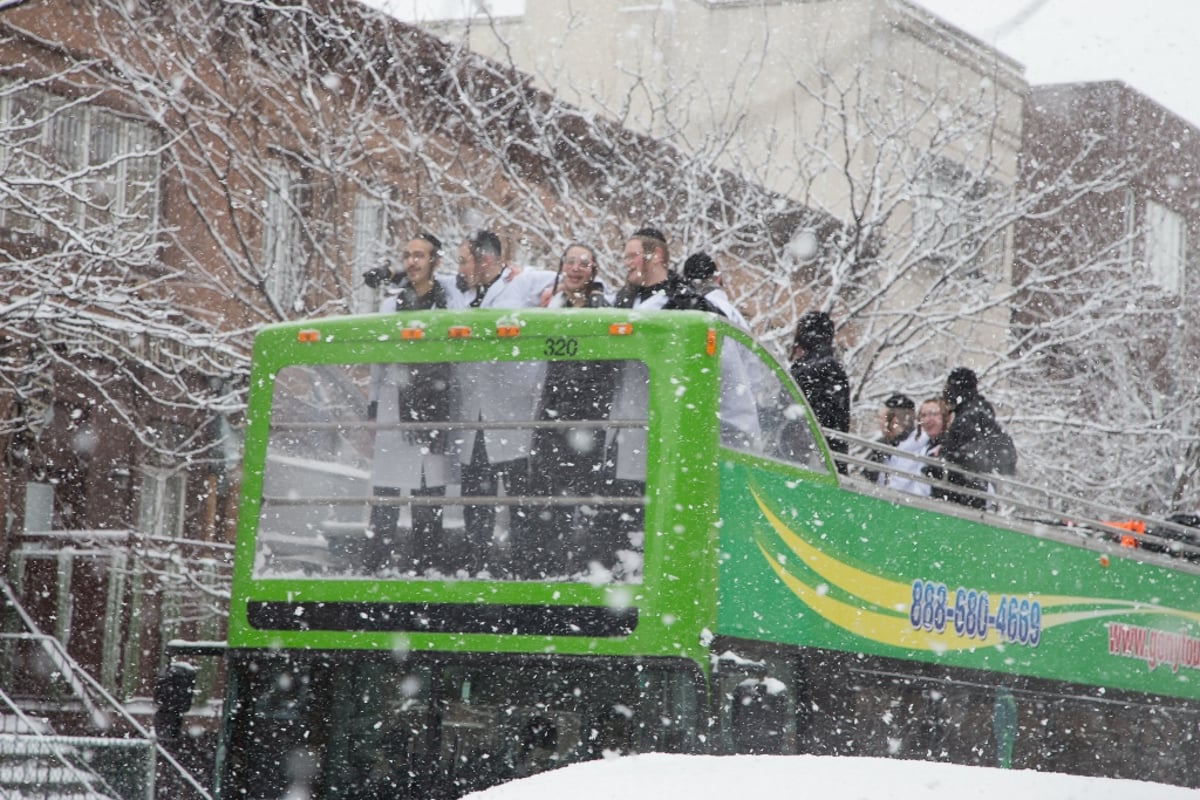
[464,753,1195,799]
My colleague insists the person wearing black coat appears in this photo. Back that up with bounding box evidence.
[937,367,1013,509]
[788,311,850,473]
[612,228,725,315]
[365,233,458,573]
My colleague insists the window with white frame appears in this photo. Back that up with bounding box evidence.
[1144,199,1186,293]
[0,83,161,239]
[351,192,390,314]
[22,482,55,533]
[136,468,187,539]
[262,161,310,309]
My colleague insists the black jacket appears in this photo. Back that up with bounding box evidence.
[938,393,1003,508]
[614,272,725,315]
[385,278,452,452]
[789,346,850,465]
[790,349,850,434]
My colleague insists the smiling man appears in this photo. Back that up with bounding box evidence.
[614,227,718,313]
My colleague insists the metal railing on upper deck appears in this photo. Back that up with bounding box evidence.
[829,428,1200,566]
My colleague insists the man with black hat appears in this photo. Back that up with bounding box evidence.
[599,228,727,574]
[614,228,720,313]
[937,367,1017,508]
[682,250,749,329]
[863,393,923,486]
[789,311,850,472]
[361,231,464,311]
[365,232,459,573]
[453,230,557,574]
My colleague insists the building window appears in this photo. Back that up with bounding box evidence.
[22,482,54,532]
[262,161,311,309]
[352,193,390,314]
[0,84,161,240]
[1144,199,1185,293]
[137,468,187,539]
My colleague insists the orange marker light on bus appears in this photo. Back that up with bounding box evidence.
[609,323,634,336]
[705,328,717,356]
[297,329,320,343]
[399,327,424,340]
[1108,519,1145,549]
[448,326,472,339]
[496,325,520,338]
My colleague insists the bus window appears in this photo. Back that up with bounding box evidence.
[256,363,374,576]
[719,339,825,472]
[254,359,648,583]
[591,360,650,582]
[529,358,627,578]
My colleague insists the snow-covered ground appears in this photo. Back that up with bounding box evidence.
[464,753,1195,799]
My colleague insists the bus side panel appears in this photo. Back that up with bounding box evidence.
[715,458,1200,702]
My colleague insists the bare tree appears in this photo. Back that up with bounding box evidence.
[440,5,1195,513]
[0,0,819,663]
[2,0,1194,565]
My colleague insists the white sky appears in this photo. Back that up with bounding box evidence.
[913,0,1200,127]
[464,753,1196,799]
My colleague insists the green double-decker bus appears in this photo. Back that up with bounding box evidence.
[214,309,1200,798]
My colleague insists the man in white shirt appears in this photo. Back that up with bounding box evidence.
[864,393,928,495]
[457,230,556,308]
[454,230,557,575]
[600,230,730,576]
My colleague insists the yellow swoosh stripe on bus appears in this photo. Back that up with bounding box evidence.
[753,537,960,650]
[748,487,1200,650]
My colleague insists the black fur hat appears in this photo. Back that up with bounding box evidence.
[943,367,979,408]
[683,251,717,284]
[793,311,835,350]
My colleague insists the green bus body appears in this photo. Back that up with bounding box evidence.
[228,310,740,665]
[217,309,1200,797]
[721,462,1200,699]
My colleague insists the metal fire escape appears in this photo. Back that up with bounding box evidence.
[0,580,211,800]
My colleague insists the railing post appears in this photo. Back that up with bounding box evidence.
[101,549,128,693]
[144,737,157,800]
[55,547,75,650]
[121,532,147,701]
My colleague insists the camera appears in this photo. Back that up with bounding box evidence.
[362,265,391,288]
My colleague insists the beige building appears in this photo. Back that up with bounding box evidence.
[428,2,1018,208]
[413,0,1028,407]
